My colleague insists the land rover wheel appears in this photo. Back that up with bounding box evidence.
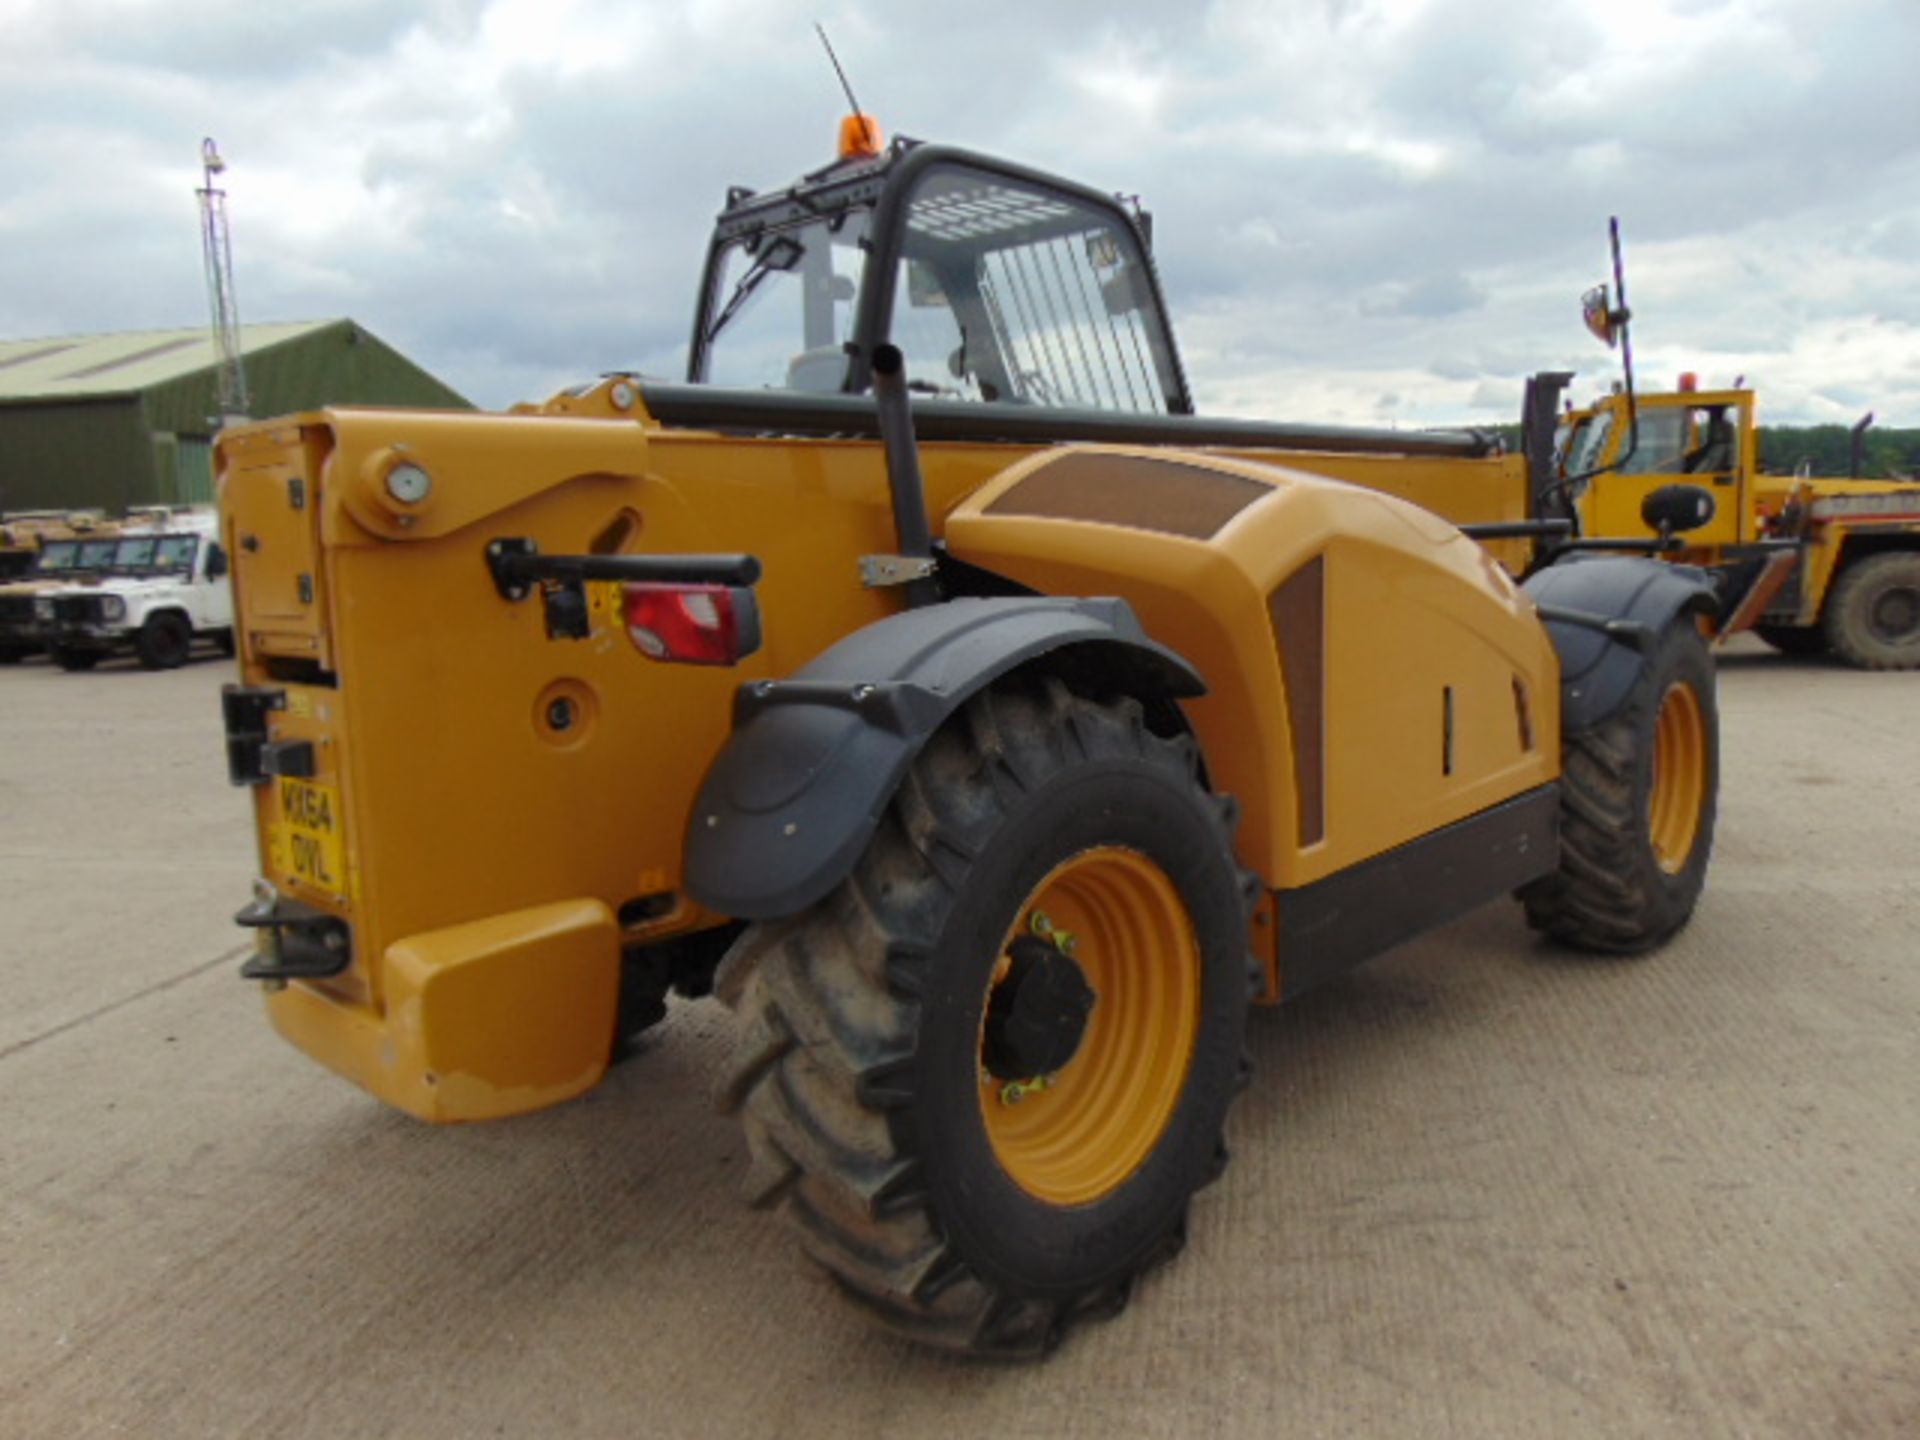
[1521,614,1718,952]
[0,642,30,664]
[134,611,192,670]
[51,645,99,672]
[717,674,1255,1357]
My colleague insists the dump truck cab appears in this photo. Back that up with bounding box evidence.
[1559,382,1920,666]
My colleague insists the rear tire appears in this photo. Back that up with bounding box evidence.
[216,627,237,658]
[717,675,1254,1357]
[1824,552,1920,669]
[0,642,30,664]
[134,612,192,670]
[1521,616,1718,953]
[50,645,99,672]
[1752,622,1826,657]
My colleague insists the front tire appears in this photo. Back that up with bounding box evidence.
[50,645,99,672]
[135,612,193,670]
[1824,551,1920,669]
[1521,615,1718,952]
[718,675,1254,1357]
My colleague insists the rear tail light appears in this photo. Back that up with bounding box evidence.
[621,582,762,666]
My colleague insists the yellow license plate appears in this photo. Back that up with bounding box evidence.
[269,778,346,894]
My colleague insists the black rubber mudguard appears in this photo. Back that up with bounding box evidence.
[1523,555,1717,733]
[683,597,1205,921]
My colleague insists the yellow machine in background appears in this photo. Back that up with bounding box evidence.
[218,126,1721,1356]
[1558,380,1920,667]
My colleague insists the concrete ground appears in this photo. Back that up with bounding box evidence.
[0,638,1914,1439]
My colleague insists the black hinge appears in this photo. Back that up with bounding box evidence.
[235,893,350,981]
[296,573,313,605]
[288,477,306,510]
[222,684,287,786]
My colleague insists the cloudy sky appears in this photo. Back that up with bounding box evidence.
[4,0,1918,426]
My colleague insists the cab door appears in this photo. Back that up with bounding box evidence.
[1582,394,1748,547]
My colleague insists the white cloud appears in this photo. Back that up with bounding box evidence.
[0,0,1916,425]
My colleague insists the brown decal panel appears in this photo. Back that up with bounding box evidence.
[985,453,1272,540]
[1270,555,1326,848]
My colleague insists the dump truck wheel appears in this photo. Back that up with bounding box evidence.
[1752,622,1826,657]
[50,645,99,672]
[135,612,192,670]
[1521,616,1717,953]
[1824,551,1920,670]
[717,675,1255,1357]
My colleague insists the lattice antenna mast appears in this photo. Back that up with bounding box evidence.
[196,137,250,425]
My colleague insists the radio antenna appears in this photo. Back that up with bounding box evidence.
[815,22,863,115]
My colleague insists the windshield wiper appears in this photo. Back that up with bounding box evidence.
[705,234,805,344]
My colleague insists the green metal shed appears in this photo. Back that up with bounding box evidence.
[0,321,470,513]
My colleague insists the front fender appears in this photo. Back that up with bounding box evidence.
[1523,555,1716,731]
[683,596,1203,920]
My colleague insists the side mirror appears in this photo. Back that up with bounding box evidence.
[1582,283,1623,349]
[1642,484,1715,536]
[207,543,228,579]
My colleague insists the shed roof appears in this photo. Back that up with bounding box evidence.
[0,321,340,402]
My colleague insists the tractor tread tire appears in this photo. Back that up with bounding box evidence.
[1823,551,1920,670]
[1521,618,1718,954]
[717,675,1255,1359]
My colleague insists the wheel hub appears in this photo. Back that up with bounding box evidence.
[1869,585,1918,642]
[982,933,1096,1082]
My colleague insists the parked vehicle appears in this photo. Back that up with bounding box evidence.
[37,511,234,671]
[0,529,125,663]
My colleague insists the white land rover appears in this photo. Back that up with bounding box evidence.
[39,514,234,671]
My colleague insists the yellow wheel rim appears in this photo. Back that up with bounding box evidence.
[978,846,1200,1207]
[1649,681,1706,874]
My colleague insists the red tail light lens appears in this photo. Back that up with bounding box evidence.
[620,582,762,666]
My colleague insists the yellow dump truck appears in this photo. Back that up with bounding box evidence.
[218,127,1722,1355]
[1555,380,1920,667]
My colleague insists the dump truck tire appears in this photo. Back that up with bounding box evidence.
[1753,622,1827,657]
[1521,616,1717,953]
[1824,551,1920,670]
[135,611,192,670]
[50,645,98,672]
[717,675,1254,1357]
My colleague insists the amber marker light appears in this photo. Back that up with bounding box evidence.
[838,113,883,159]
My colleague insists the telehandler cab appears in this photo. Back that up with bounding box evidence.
[217,123,1722,1355]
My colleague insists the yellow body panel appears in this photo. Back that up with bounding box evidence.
[218,381,1549,1120]
[263,898,617,1121]
[947,447,1559,894]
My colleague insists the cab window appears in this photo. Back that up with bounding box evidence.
[704,212,870,393]
[888,167,1181,412]
[1619,407,1687,475]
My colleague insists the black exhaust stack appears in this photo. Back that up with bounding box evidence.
[869,344,939,608]
[1849,411,1874,478]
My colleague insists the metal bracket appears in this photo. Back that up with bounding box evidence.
[235,891,351,981]
[858,553,939,589]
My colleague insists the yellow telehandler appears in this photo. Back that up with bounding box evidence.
[217,123,1722,1355]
